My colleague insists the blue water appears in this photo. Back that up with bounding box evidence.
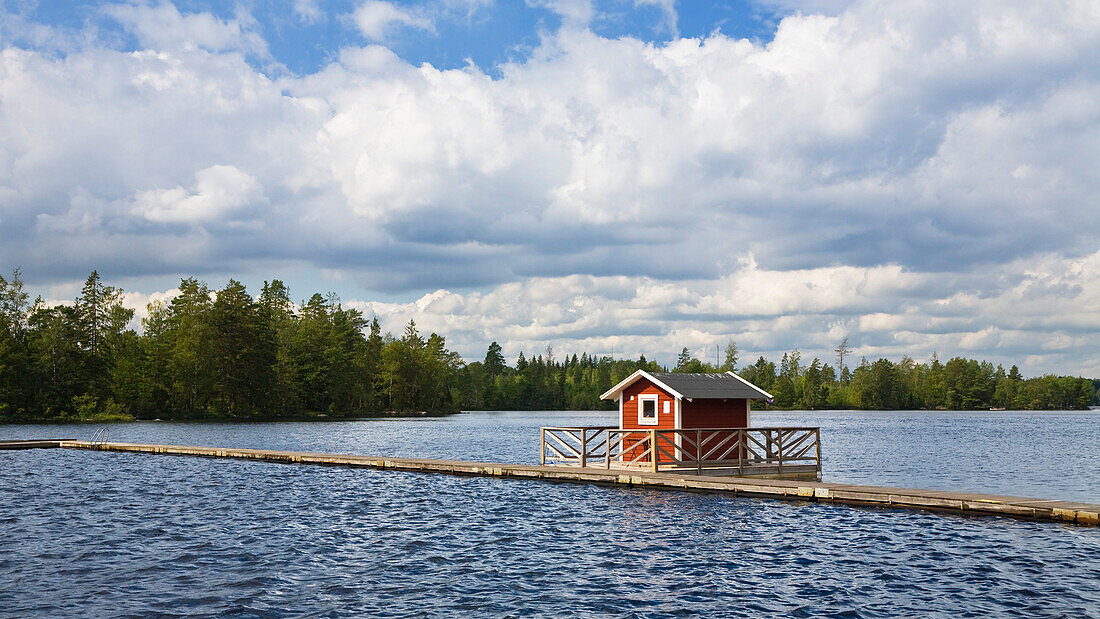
[2,410,1098,617]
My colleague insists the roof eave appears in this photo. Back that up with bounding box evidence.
[599,369,685,401]
[726,370,775,400]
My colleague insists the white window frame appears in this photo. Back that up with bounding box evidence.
[638,394,659,425]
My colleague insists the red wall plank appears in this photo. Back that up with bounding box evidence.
[681,399,748,428]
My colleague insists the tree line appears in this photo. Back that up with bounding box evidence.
[0,270,461,421]
[0,270,1094,422]
[736,350,1095,411]
[460,342,1096,412]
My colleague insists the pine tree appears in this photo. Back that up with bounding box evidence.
[0,269,31,418]
[675,347,692,371]
[720,340,738,371]
[484,341,505,377]
[75,271,133,399]
[210,280,274,417]
[167,278,215,416]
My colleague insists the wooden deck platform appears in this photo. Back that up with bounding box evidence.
[11,440,1099,527]
[540,426,822,478]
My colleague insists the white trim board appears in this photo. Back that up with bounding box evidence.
[600,369,684,401]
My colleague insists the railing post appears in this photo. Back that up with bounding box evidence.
[606,430,612,469]
[696,429,702,476]
[738,429,744,476]
[650,429,658,473]
[580,429,588,468]
[815,427,821,475]
[540,428,545,466]
[777,429,783,474]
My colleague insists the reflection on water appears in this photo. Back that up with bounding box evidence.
[1,410,1098,616]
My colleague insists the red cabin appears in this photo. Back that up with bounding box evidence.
[601,371,773,462]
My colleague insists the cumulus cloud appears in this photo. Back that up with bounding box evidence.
[352,1,436,41]
[103,2,269,58]
[354,249,1100,376]
[1,0,1098,375]
[130,165,267,224]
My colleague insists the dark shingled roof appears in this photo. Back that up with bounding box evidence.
[648,372,769,399]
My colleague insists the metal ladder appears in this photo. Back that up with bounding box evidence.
[90,427,109,447]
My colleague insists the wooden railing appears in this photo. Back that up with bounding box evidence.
[539,426,617,469]
[540,426,821,476]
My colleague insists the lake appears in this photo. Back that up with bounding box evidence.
[2,410,1098,616]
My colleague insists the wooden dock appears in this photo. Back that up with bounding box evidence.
[13,440,1100,527]
[0,439,73,449]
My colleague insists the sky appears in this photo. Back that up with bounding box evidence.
[0,0,1098,375]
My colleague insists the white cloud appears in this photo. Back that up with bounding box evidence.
[121,288,181,329]
[293,0,324,24]
[0,0,1098,375]
[103,2,269,57]
[353,249,1100,375]
[352,1,436,41]
[130,165,267,224]
[528,0,595,27]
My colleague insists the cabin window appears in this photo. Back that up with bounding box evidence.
[638,395,658,425]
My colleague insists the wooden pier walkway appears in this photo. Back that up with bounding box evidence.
[12,440,1099,527]
[0,439,75,449]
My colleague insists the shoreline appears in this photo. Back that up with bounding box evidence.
[3,407,1096,425]
[0,411,461,425]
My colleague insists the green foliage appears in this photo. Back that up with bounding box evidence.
[457,350,659,411]
[0,269,1095,421]
[0,269,31,416]
[720,340,738,372]
[747,354,1095,412]
[484,341,506,377]
[210,280,276,417]
[27,304,86,415]
[70,394,133,421]
[0,267,30,338]
[453,344,1093,413]
[0,271,464,421]
[673,348,717,373]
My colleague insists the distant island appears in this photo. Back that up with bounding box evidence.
[0,270,1095,423]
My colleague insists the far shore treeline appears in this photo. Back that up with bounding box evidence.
[0,270,1095,422]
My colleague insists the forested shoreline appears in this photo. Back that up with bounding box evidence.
[0,270,1095,422]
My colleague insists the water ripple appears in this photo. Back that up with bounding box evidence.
[1,414,1099,617]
